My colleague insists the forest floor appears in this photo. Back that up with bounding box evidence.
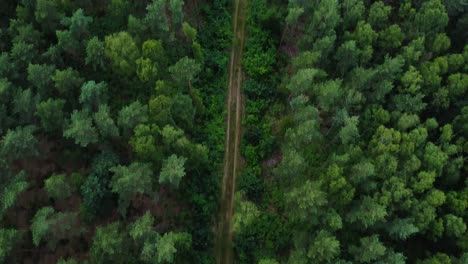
[215,0,247,262]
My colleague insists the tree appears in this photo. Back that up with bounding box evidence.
[52,67,84,96]
[44,174,72,200]
[349,235,386,263]
[379,25,405,50]
[0,228,21,263]
[347,196,387,228]
[387,218,419,240]
[34,0,62,32]
[129,211,155,242]
[171,94,195,129]
[35,98,65,133]
[79,81,108,110]
[10,41,36,69]
[81,151,119,220]
[30,207,80,249]
[286,68,326,95]
[1,125,38,160]
[61,9,92,38]
[335,41,360,75]
[414,0,448,36]
[93,105,119,138]
[156,232,191,263]
[129,124,160,161]
[63,110,99,147]
[12,88,40,124]
[142,39,166,66]
[444,214,466,238]
[27,63,55,97]
[285,180,327,223]
[149,95,174,126]
[159,154,187,188]
[110,162,154,216]
[86,37,106,70]
[307,230,340,262]
[342,0,365,30]
[117,101,149,136]
[368,1,391,30]
[182,22,197,41]
[91,222,127,264]
[104,32,140,76]
[168,57,201,88]
[0,171,28,220]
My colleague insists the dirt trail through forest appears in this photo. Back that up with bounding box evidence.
[215,0,247,262]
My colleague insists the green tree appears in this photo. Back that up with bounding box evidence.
[35,98,65,133]
[368,1,391,30]
[168,57,201,88]
[1,125,38,160]
[387,218,419,240]
[307,230,340,262]
[117,101,149,136]
[444,214,466,238]
[342,0,365,30]
[44,174,72,200]
[86,37,106,70]
[0,171,28,220]
[27,63,55,97]
[0,228,21,263]
[159,154,187,188]
[79,81,108,110]
[414,0,448,36]
[93,105,119,138]
[347,196,387,228]
[63,110,98,147]
[52,67,84,96]
[285,180,327,222]
[104,32,140,76]
[30,207,80,249]
[156,232,192,263]
[34,0,62,32]
[110,162,154,216]
[90,222,127,263]
[349,235,386,263]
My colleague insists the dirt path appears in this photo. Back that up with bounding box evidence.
[215,0,247,262]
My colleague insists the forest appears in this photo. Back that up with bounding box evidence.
[0,0,467,263]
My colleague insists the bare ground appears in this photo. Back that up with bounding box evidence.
[215,0,247,262]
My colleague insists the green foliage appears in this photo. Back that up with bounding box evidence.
[35,98,65,133]
[168,57,201,86]
[93,104,119,138]
[349,235,386,263]
[307,230,340,262]
[63,110,98,147]
[86,37,106,70]
[31,207,80,249]
[156,232,192,263]
[52,67,84,96]
[414,0,449,36]
[91,222,127,263]
[79,81,108,110]
[0,228,20,263]
[1,125,38,160]
[159,154,187,188]
[44,174,72,200]
[117,101,149,136]
[104,32,140,76]
[110,162,154,216]
[0,171,28,220]
[27,63,55,96]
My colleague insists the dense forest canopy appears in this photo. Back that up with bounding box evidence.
[0,0,467,263]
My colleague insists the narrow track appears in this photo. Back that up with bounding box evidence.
[215,0,247,261]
